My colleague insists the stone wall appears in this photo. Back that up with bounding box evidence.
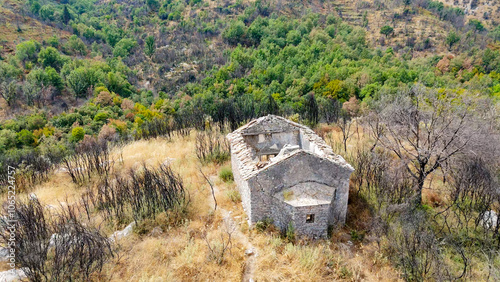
[292,204,331,238]
[227,115,355,238]
[244,130,301,156]
[246,151,352,226]
[329,177,350,226]
[231,149,252,221]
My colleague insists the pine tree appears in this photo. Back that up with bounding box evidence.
[304,93,319,126]
[144,36,155,58]
[62,5,71,25]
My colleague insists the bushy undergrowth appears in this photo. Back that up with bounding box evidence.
[92,163,189,226]
[219,167,233,182]
[348,146,500,281]
[0,198,113,281]
[195,124,230,164]
[63,136,111,185]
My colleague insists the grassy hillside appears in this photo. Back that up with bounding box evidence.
[0,129,401,281]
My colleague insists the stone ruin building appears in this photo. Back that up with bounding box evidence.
[227,115,354,238]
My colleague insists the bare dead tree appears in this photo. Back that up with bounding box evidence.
[363,111,385,152]
[203,220,234,265]
[374,85,490,205]
[0,198,113,282]
[338,109,354,152]
[199,168,217,211]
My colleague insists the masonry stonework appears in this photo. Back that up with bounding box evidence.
[227,115,354,238]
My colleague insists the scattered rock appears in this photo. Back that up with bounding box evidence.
[338,243,353,258]
[245,248,254,256]
[0,247,9,262]
[109,222,136,242]
[481,210,498,229]
[150,227,163,237]
[0,268,27,282]
[162,158,175,166]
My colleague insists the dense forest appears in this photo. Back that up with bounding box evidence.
[0,0,499,280]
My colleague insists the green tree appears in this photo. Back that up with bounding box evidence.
[0,129,17,152]
[70,127,85,142]
[468,19,485,32]
[39,5,55,21]
[104,27,123,47]
[489,26,500,42]
[113,38,137,57]
[304,93,319,126]
[48,36,60,48]
[445,31,460,49]
[62,5,71,25]
[263,93,279,115]
[38,47,63,70]
[286,30,302,46]
[146,0,159,11]
[45,67,64,91]
[106,72,133,97]
[17,130,35,146]
[144,36,155,58]
[27,114,46,130]
[30,1,41,15]
[93,112,109,122]
[67,67,104,98]
[16,40,41,67]
[0,81,19,106]
[222,20,246,45]
[64,35,87,56]
[380,25,394,38]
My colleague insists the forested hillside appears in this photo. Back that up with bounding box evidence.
[1,0,500,154]
[0,0,499,280]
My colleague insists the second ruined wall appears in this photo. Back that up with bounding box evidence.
[231,149,252,221]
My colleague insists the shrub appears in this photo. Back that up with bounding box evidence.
[70,127,85,142]
[225,189,240,203]
[222,20,246,45]
[93,112,109,122]
[255,218,274,233]
[94,164,189,224]
[285,222,296,243]
[95,91,113,106]
[38,47,63,71]
[98,124,117,142]
[17,129,35,146]
[27,114,47,131]
[195,126,230,164]
[0,198,113,281]
[63,137,110,184]
[121,98,135,110]
[0,129,17,152]
[380,25,394,38]
[219,167,233,182]
[113,38,137,57]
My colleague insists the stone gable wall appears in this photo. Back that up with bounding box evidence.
[246,152,352,227]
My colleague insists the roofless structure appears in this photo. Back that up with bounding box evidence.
[227,115,354,238]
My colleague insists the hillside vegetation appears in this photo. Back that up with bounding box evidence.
[0,0,499,281]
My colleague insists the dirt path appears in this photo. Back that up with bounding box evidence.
[208,176,257,282]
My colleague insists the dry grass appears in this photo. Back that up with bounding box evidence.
[10,127,406,281]
[0,0,71,54]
